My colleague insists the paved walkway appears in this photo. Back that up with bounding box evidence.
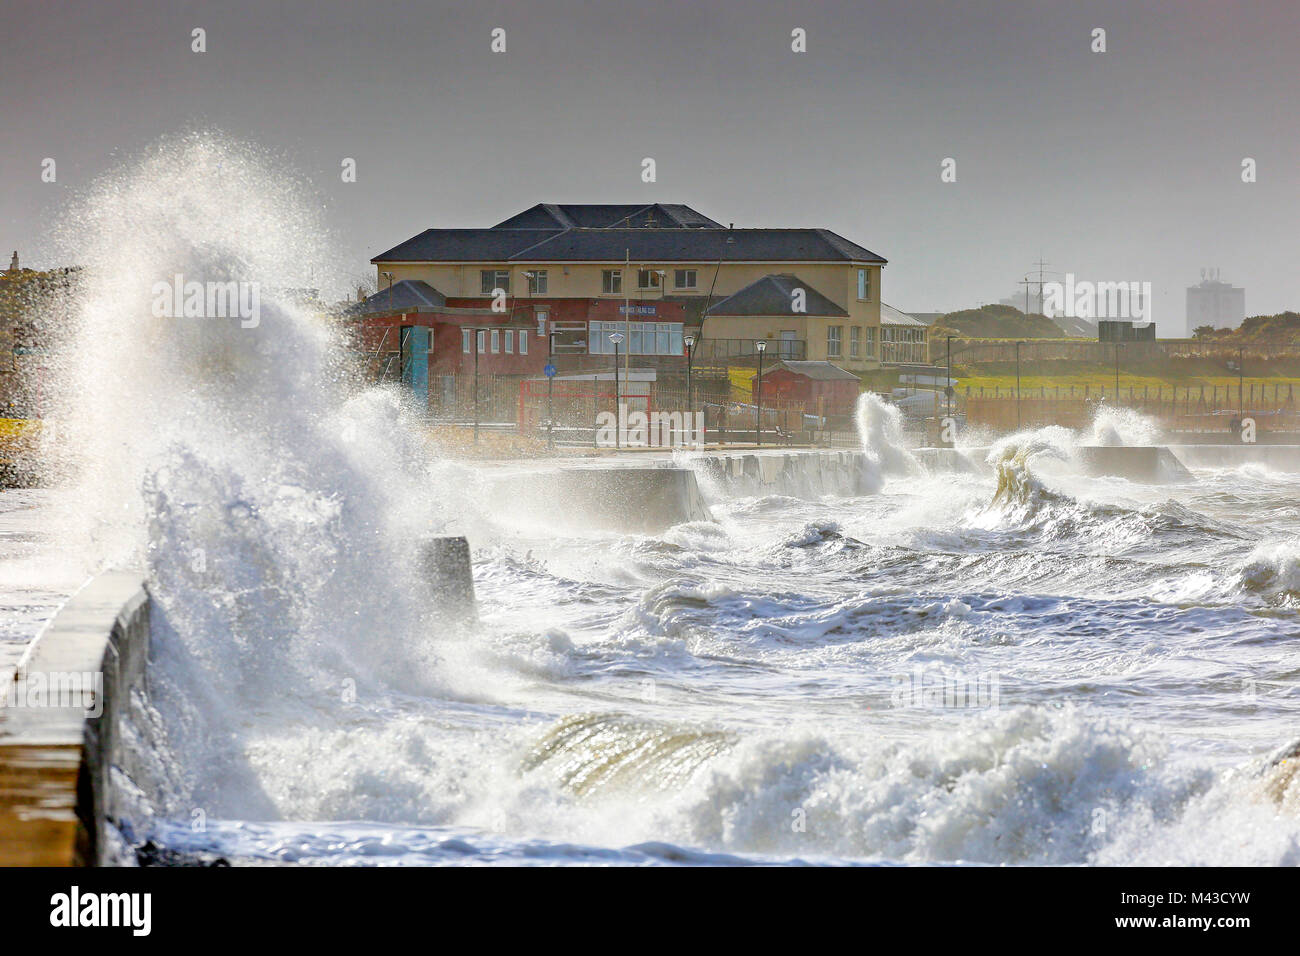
[0,490,83,681]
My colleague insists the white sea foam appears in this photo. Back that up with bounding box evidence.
[30,134,1300,867]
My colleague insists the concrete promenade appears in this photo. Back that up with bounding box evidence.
[0,490,82,683]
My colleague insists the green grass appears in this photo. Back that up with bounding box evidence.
[957,360,1300,393]
[961,372,1300,391]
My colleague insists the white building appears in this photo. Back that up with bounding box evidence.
[1186,269,1245,333]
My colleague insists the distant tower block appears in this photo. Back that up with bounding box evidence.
[7,251,16,273]
[1186,268,1245,334]
[420,536,477,625]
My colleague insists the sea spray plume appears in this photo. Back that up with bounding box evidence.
[854,392,919,493]
[40,133,459,817]
[1089,406,1161,447]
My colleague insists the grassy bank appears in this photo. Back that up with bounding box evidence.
[956,358,1300,393]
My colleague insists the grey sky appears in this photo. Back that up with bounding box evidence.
[3,0,1298,331]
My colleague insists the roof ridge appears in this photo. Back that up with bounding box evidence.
[605,203,659,228]
[506,229,575,260]
[540,203,575,228]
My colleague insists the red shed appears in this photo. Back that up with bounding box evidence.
[753,360,860,418]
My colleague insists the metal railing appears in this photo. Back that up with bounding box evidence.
[695,338,806,361]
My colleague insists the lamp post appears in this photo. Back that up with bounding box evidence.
[755,339,767,447]
[684,333,696,442]
[609,331,625,449]
[1115,342,1121,403]
[1015,340,1022,431]
[1227,348,1244,422]
[381,271,395,380]
[946,334,955,423]
[472,327,483,445]
[1226,349,1245,438]
[546,323,556,450]
[623,250,631,386]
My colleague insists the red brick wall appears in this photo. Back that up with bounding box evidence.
[350,297,692,381]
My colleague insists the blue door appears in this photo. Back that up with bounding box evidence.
[401,326,430,409]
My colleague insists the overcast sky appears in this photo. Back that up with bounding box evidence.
[3,0,1298,332]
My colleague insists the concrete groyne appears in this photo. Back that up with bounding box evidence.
[1167,444,1300,471]
[1073,445,1194,482]
[488,466,714,534]
[0,572,149,866]
[914,445,1195,482]
[680,449,876,498]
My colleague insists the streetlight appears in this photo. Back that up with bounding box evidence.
[1238,346,1244,419]
[755,339,767,447]
[381,271,395,381]
[546,321,556,451]
[609,331,625,449]
[1227,347,1244,425]
[460,326,490,445]
[1015,340,1022,431]
[1114,342,1121,402]
[684,333,696,439]
[945,334,955,426]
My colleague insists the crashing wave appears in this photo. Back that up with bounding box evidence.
[855,392,919,493]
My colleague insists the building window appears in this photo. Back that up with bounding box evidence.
[535,309,548,337]
[480,270,510,295]
[476,330,486,353]
[462,329,472,353]
[490,329,500,353]
[674,269,697,289]
[638,269,662,290]
[850,326,861,357]
[827,325,843,357]
[857,268,871,301]
[588,320,683,355]
[526,270,548,294]
[865,327,877,357]
[602,270,622,294]
[505,330,514,353]
[518,329,528,354]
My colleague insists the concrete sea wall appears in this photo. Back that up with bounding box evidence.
[0,572,149,866]
[680,449,875,498]
[914,445,1195,482]
[489,466,715,534]
[1170,444,1300,471]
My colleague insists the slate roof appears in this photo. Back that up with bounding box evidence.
[346,279,446,314]
[372,204,886,265]
[372,229,562,264]
[705,274,849,317]
[493,203,724,230]
[765,361,860,381]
